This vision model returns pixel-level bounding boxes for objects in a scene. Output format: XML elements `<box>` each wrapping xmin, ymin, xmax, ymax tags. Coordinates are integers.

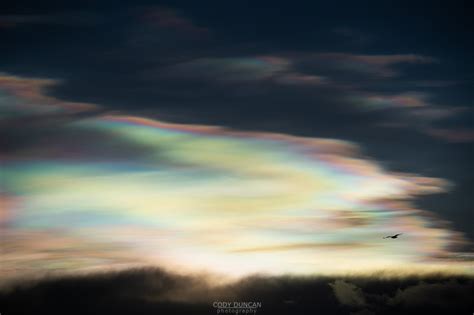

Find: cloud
<box><xmin>346</xmin><ymin>90</ymin><xmax>472</xmax><ymax>141</ymax></box>
<box><xmin>0</xmin><ymin>230</ymin><xmax>151</xmax><ymax>283</ymax></box>
<box><xmin>158</xmin><ymin>52</ymin><xmax>434</xmax><ymax>88</ymax></box>
<box><xmin>2</xmin><ymin>72</ymin><xmax>473</xmax><ymax>281</ymax></box>
<box><xmin>4</xmin><ymin>115</ymin><xmax>470</xmax><ymax>280</ymax></box>
<box><xmin>1</xmin><ymin>269</ymin><xmax>473</xmax><ymax>315</ymax></box>
<box><xmin>1</xmin><ymin>5</ymin><xmax>472</xmax><ymax>310</ymax></box>
<box><xmin>0</xmin><ymin>73</ymin><xmax>97</xmax><ymax>118</ymax></box>
<box><xmin>355</xmin><ymin>92</ymin><xmax>431</xmax><ymax>110</ymax></box>
<box><xmin>230</xmin><ymin>242</ymin><xmax>372</xmax><ymax>253</ymax></box>
<box><xmin>308</xmin><ymin>53</ymin><xmax>436</xmax><ymax>78</ymax></box>
<box><xmin>139</xmin><ymin>7</ymin><xmax>209</xmax><ymax>37</ymax></box>
<box><xmin>423</xmin><ymin>128</ymin><xmax>474</xmax><ymax>142</ymax></box>
<box><xmin>165</xmin><ymin>57</ymin><xmax>289</xmax><ymax>81</ymax></box>
<box><xmin>127</xmin><ymin>50</ymin><xmax>471</xmax><ymax>143</ymax></box>
<box><xmin>0</xmin><ymin>3</ymin><xmax>469</xmax><ymax>156</ymax></box>
<box><xmin>273</xmin><ymin>72</ymin><xmax>325</xmax><ymax>85</ymax></box>
<box><xmin>329</xmin><ymin>279</ymin><xmax>366</xmax><ymax>307</ymax></box>
<box><xmin>162</xmin><ymin>56</ymin><xmax>325</xmax><ymax>86</ymax></box>
<box><xmin>388</xmin><ymin>280</ymin><xmax>473</xmax><ymax>308</ymax></box>
<box><xmin>329</xmin><ymin>277</ymin><xmax>474</xmax><ymax>314</ymax></box>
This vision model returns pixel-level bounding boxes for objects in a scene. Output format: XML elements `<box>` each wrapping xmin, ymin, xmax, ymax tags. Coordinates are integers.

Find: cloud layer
<box><xmin>1</xmin><ymin>73</ymin><xmax>472</xmax><ymax>283</ymax></box>
<box><xmin>1</xmin><ymin>268</ymin><xmax>473</xmax><ymax>315</ymax></box>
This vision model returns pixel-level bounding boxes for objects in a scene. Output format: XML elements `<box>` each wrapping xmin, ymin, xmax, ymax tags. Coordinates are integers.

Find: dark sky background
<box><xmin>1</xmin><ymin>0</ymin><xmax>472</xmax><ymax>242</ymax></box>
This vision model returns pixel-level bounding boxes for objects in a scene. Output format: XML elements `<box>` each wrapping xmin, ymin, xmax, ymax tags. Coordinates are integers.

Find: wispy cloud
<box><xmin>162</xmin><ymin>56</ymin><xmax>325</xmax><ymax>86</ymax></box>
<box><xmin>229</xmin><ymin>242</ymin><xmax>373</xmax><ymax>253</ymax></box>
<box><xmin>140</xmin><ymin>7</ymin><xmax>209</xmax><ymax>37</ymax></box>
<box><xmin>349</xmin><ymin>90</ymin><xmax>473</xmax><ymax>141</ymax></box>
<box><xmin>356</xmin><ymin>92</ymin><xmax>431</xmax><ymax>109</ymax></box>
<box><xmin>310</xmin><ymin>53</ymin><xmax>436</xmax><ymax>77</ymax></box>
<box><xmin>0</xmin><ymin>73</ymin><xmax>97</xmax><ymax>117</ymax></box>
<box><xmin>423</xmin><ymin>128</ymin><xmax>474</xmax><ymax>142</ymax></box>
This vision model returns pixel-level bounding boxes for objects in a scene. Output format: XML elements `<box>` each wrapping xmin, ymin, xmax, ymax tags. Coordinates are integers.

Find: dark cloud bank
<box><xmin>1</xmin><ymin>268</ymin><xmax>473</xmax><ymax>315</ymax></box>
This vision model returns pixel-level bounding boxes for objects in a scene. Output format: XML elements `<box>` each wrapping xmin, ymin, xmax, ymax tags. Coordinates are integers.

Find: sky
<box><xmin>1</xmin><ymin>1</ymin><xmax>473</xmax><ymax>313</ymax></box>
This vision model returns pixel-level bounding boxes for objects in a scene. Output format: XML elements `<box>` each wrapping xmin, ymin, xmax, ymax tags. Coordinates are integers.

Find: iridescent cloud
<box><xmin>0</xmin><ymin>74</ymin><xmax>96</xmax><ymax>118</ymax></box>
<box><xmin>358</xmin><ymin>92</ymin><xmax>430</xmax><ymax>109</ymax></box>
<box><xmin>1</xmin><ymin>74</ymin><xmax>473</xmax><ymax>284</ymax></box>
<box><xmin>165</xmin><ymin>56</ymin><xmax>324</xmax><ymax>85</ymax></box>
<box><xmin>168</xmin><ymin>57</ymin><xmax>289</xmax><ymax>81</ymax></box>
<box><xmin>311</xmin><ymin>53</ymin><xmax>436</xmax><ymax>77</ymax></box>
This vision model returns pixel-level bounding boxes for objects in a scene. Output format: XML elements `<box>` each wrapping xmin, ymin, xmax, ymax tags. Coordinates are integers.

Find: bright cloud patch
<box><xmin>1</xmin><ymin>75</ymin><xmax>472</xmax><ymax>283</ymax></box>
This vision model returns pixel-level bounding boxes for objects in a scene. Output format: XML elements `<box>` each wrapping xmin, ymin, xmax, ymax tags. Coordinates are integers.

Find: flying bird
<box><xmin>383</xmin><ymin>233</ymin><xmax>402</xmax><ymax>239</ymax></box>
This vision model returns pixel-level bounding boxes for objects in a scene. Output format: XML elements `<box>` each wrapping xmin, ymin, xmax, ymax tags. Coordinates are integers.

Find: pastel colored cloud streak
<box><xmin>166</xmin><ymin>56</ymin><xmax>324</xmax><ymax>85</ymax></box>
<box><xmin>311</xmin><ymin>53</ymin><xmax>436</xmax><ymax>77</ymax></box>
<box><xmin>0</xmin><ymin>74</ymin><xmax>96</xmax><ymax>118</ymax></box>
<box><xmin>1</xmin><ymin>74</ymin><xmax>473</xmax><ymax>284</ymax></box>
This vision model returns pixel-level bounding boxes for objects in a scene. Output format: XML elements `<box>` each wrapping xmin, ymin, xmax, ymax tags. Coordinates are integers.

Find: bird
<box><xmin>383</xmin><ymin>233</ymin><xmax>402</xmax><ymax>239</ymax></box>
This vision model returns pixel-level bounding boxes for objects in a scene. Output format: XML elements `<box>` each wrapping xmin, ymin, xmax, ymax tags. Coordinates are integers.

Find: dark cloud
<box><xmin>329</xmin><ymin>279</ymin><xmax>366</xmax><ymax>307</ymax></box>
<box><xmin>0</xmin><ymin>12</ymin><xmax>101</xmax><ymax>28</ymax></box>
<box><xmin>1</xmin><ymin>268</ymin><xmax>473</xmax><ymax>315</ymax></box>
<box><xmin>388</xmin><ymin>280</ymin><xmax>473</xmax><ymax>308</ymax></box>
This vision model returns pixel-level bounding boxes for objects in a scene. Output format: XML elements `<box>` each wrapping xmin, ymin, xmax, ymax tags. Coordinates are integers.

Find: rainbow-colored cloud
<box><xmin>1</xmin><ymin>74</ymin><xmax>472</xmax><ymax>283</ymax></box>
